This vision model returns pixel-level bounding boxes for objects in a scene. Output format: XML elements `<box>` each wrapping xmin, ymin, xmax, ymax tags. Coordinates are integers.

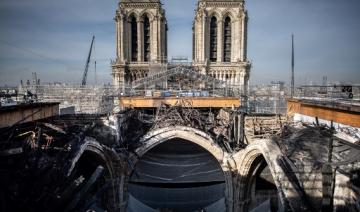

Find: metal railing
<box><xmin>131</xmin><ymin>66</ymin><xmax>226</xmax><ymax>89</ymax></box>
<box><xmin>295</xmin><ymin>85</ymin><xmax>360</xmax><ymax>106</ymax></box>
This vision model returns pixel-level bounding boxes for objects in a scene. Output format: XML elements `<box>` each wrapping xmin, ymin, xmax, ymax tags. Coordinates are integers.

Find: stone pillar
<box><xmin>231</xmin><ymin>20</ymin><xmax>236</xmax><ymax>62</ymax></box>
<box><xmin>217</xmin><ymin>19</ymin><xmax>223</xmax><ymax>63</ymax></box>
<box><xmin>193</xmin><ymin>19</ymin><xmax>199</xmax><ymax>62</ymax></box>
<box><xmin>202</xmin><ymin>15</ymin><xmax>206</xmax><ymax>62</ymax></box>
<box><xmin>119</xmin><ymin>17</ymin><xmax>125</xmax><ymax>61</ymax></box>
<box><xmin>126</xmin><ymin>20</ymin><xmax>131</xmax><ymax>61</ymax></box>
<box><xmin>161</xmin><ymin>19</ymin><xmax>165</xmax><ymax>62</ymax></box>
<box><xmin>116</xmin><ymin>18</ymin><xmax>120</xmax><ymax>59</ymax></box>
<box><xmin>137</xmin><ymin>20</ymin><xmax>143</xmax><ymax>62</ymax></box>
<box><xmin>240</xmin><ymin>14</ymin><xmax>245</xmax><ymax>61</ymax></box>
<box><xmin>232</xmin><ymin>72</ymin><xmax>236</xmax><ymax>86</ymax></box>
<box><xmin>235</xmin><ymin>73</ymin><xmax>239</xmax><ymax>86</ymax></box>
<box><xmin>157</xmin><ymin>17</ymin><xmax>161</xmax><ymax>62</ymax></box>
<box><xmin>151</xmin><ymin>18</ymin><xmax>158</xmax><ymax>62</ymax></box>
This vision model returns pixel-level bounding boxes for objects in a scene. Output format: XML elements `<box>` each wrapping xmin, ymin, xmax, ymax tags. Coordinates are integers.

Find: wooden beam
<box><xmin>287</xmin><ymin>99</ymin><xmax>360</xmax><ymax>128</ymax></box>
<box><xmin>0</xmin><ymin>103</ymin><xmax>59</xmax><ymax>129</ymax></box>
<box><xmin>118</xmin><ymin>97</ymin><xmax>240</xmax><ymax>108</ymax></box>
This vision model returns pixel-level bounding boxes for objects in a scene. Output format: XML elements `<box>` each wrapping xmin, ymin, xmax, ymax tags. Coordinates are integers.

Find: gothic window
<box><xmin>130</xmin><ymin>16</ymin><xmax>138</xmax><ymax>62</ymax></box>
<box><xmin>143</xmin><ymin>16</ymin><xmax>151</xmax><ymax>62</ymax></box>
<box><xmin>209</xmin><ymin>16</ymin><xmax>217</xmax><ymax>62</ymax></box>
<box><xmin>223</xmin><ymin>17</ymin><xmax>231</xmax><ymax>62</ymax></box>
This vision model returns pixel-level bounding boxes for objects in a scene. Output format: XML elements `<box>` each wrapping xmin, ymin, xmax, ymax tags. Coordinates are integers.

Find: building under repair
<box><xmin>0</xmin><ymin>98</ymin><xmax>359</xmax><ymax>212</ymax></box>
<box><xmin>1</xmin><ymin>0</ymin><xmax>360</xmax><ymax>211</ymax></box>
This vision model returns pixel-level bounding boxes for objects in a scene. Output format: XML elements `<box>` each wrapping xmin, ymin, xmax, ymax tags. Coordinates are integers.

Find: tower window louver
<box><xmin>131</xmin><ymin>16</ymin><xmax>138</xmax><ymax>62</ymax></box>
<box><xmin>143</xmin><ymin>16</ymin><xmax>151</xmax><ymax>62</ymax></box>
<box><xmin>223</xmin><ymin>17</ymin><xmax>231</xmax><ymax>62</ymax></box>
<box><xmin>210</xmin><ymin>16</ymin><xmax>217</xmax><ymax>62</ymax></box>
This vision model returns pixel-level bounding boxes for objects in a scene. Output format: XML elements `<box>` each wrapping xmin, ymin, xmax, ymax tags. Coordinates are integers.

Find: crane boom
<box><xmin>81</xmin><ymin>35</ymin><xmax>95</xmax><ymax>86</ymax></box>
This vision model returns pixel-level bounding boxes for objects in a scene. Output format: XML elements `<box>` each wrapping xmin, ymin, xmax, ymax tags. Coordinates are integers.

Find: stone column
<box><xmin>151</xmin><ymin>17</ymin><xmax>158</xmax><ymax>62</ymax></box>
<box><xmin>239</xmin><ymin>72</ymin><xmax>245</xmax><ymax>93</ymax></box>
<box><xmin>126</xmin><ymin>20</ymin><xmax>131</xmax><ymax>61</ymax></box>
<box><xmin>119</xmin><ymin>16</ymin><xmax>125</xmax><ymax>61</ymax></box>
<box><xmin>240</xmin><ymin>13</ymin><xmax>245</xmax><ymax>61</ymax></box>
<box><xmin>231</xmin><ymin>21</ymin><xmax>236</xmax><ymax>62</ymax></box>
<box><xmin>137</xmin><ymin>20</ymin><xmax>143</xmax><ymax>62</ymax></box>
<box><xmin>232</xmin><ymin>71</ymin><xmax>236</xmax><ymax>85</ymax></box>
<box><xmin>116</xmin><ymin>17</ymin><xmax>120</xmax><ymax>59</ymax></box>
<box><xmin>201</xmin><ymin>15</ymin><xmax>206</xmax><ymax>62</ymax></box>
<box><xmin>194</xmin><ymin>21</ymin><xmax>198</xmax><ymax>62</ymax></box>
<box><xmin>217</xmin><ymin>19</ymin><xmax>223</xmax><ymax>62</ymax></box>
<box><xmin>156</xmin><ymin>17</ymin><xmax>162</xmax><ymax>61</ymax></box>
<box><xmin>235</xmin><ymin>73</ymin><xmax>239</xmax><ymax>86</ymax></box>
<box><xmin>161</xmin><ymin>19</ymin><xmax>165</xmax><ymax>62</ymax></box>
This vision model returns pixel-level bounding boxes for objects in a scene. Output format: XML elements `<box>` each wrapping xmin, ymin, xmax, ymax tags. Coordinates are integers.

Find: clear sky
<box><xmin>0</xmin><ymin>0</ymin><xmax>359</xmax><ymax>86</ymax></box>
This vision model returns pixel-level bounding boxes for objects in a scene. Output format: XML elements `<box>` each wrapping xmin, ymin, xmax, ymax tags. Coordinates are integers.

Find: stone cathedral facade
<box><xmin>112</xmin><ymin>0</ymin><xmax>250</xmax><ymax>94</ymax></box>
<box><xmin>193</xmin><ymin>0</ymin><xmax>251</xmax><ymax>93</ymax></box>
<box><xmin>112</xmin><ymin>0</ymin><xmax>168</xmax><ymax>90</ymax></box>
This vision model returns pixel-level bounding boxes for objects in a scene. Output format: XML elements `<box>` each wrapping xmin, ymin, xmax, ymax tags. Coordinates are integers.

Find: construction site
<box><xmin>1</xmin><ymin>0</ymin><xmax>360</xmax><ymax>212</ymax></box>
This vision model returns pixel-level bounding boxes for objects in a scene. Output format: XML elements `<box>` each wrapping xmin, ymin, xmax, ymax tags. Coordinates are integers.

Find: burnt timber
<box><xmin>0</xmin><ymin>101</ymin><xmax>359</xmax><ymax>212</ymax></box>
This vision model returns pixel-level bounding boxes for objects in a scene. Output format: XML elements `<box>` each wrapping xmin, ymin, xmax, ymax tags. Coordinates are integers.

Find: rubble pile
<box><xmin>244</xmin><ymin>114</ymin><xmax>287</xmax><ymax>141</ymax></box>
<box><xmin>274</xmin><ymin>123</ymin><xmax>360</xmax><ymax>211</ymax></box>
<box><xmin>120</xmin><ymin>102</ymin><xmax>244</xmax><ymax>152</ymax></box>
<box><xmin>0</xmin><ymin>117</ymin><xmax>121</xmax><ymax>212</ymax></box>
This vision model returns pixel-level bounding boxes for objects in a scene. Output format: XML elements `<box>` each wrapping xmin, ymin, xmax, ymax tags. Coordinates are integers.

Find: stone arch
<box><xmin>234</xmin><ymin>141</ymin><xmax>283</xmax><ymax>212</ymax></box>
<box><xmin>129</xmin><ymin>126</ymin><xmax>235</xmax><ymax>211</ymax></box>
<box><xmin>126</xmin><ymin>11</ymin><xmax>138</xmax><ymax>22</ymax></box>
<box><xmin>132</xmin><ymin>126</ymin><xmax>228</xmax><ymax>164</ymax></box>
<box><xmin>65</xmin><ymin>138</ymin><xmax>126</xmax><ymax>211</ymax></box>
<box><xmin>138</xmin><ymin>10</ymin><xmax>155</xmax><ymax>22</ymax></box>
<box><xmin>222</xmin><ymin>10</ymin><xmax>236</xmax><ymax>22</ymax></box>
<box><xmin>208</xmin><ymin>10</ymin><xmax>222</xmax><ymax>21</ymax></box>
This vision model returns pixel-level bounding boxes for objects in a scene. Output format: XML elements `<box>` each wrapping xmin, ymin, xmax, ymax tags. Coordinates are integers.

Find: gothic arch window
<box><xmin>209</xmin><ymin>16</ymin><xmax>218</xmax><ymax>62</ymax></box>
<box><xmin>130</xmin><ymin>16</ymin><xmax>138</xmax><ymax>62</ymax></box>
<box><xmin>223</xmin><ymin>16</ymin><xmax>231</xmax><ymax>62</ymax></box>
<box><xmin>143</xmin><ymin>16</ymin><xmax>151</xmax><ymax>62</ymax></box>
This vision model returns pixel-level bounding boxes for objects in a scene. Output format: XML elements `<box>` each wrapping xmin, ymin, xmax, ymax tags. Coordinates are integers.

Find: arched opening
<box><xmin>223</xmin><ymin>17</ymin><xmax>231</xmax><ymax>62</ymax></box>
<box><xmin>143</xmin><ymin>16</ymin><xmax>151</xmax><ymax>62</ymax></box>
<box><xmin>128</xmin><ymin>138</ymin><xmax>226</xmax><ymax>212</ymax></box>
<box><xmin>60</xmin><ymin>148</ymin><xmax>119</xmax><ymax>212</ymax></box>
<box><xmin>246</xmin><ymin>155</ymin><xmax>278</xmax><ymax>212</ymax></box>
<box><xmin>209</xmin><ymin>16</ymin><xmax>218</xmax><ymax>62</ymax></box>
<box><xmin>130</xmin><ymin>16</ymin><xmax>138</xmax><ymax>62</ymax></box>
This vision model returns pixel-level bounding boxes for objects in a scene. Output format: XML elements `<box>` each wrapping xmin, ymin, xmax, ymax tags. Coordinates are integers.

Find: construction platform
<box><xmin>118</xmin><ymin>97</ymin><xmax>240</xmax><ymax>109</ymax></box>
<box><xmin>0</xmin><ymin>103</ymin><xmax>59</xmax><ymax>129</ymax></box>
<box><xmin>287</xmin><ymin>98</ymin><xmax>360</xmax><ymax>128</ymax></box>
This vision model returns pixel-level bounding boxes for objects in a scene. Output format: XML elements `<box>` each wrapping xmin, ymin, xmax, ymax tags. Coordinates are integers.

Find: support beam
<box><xmin>119</xmin><ymin>97</ymin><xmax>240</xmax><ymax>109</ymax></box>
<box><xmin>287</xmin><ymin>99</ymin><xmax>360</xmax><ymax>128</ymax></box>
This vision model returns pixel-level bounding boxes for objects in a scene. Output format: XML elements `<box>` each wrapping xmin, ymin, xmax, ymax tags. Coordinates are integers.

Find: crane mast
<box><xmin>81</xmin><ymin>35</ymin><xmax>95</xmax><ymax>86</ymax></box>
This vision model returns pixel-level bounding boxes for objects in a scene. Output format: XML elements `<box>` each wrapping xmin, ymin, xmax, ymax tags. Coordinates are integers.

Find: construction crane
<box><xmin>81</xmin><ymin>35</ymin><xmax>95</xmax><ymax>86</ymax></box>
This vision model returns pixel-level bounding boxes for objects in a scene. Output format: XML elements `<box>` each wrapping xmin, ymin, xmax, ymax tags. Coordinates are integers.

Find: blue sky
<box><xmin>0</xmin><ymin>0</ymin><xmax>359</xmax><ymax>86</ymax></box>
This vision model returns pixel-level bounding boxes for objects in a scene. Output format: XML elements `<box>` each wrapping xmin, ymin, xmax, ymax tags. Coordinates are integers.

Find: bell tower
<box><xmin>112</xmin><ymin>0</ymin><xmax>168</xmax><ymax>90</ymax></box>
<box><xmin>192</xmin><ymin>0</ymin><xmax>251</xmax><ymax>94</ymax></box>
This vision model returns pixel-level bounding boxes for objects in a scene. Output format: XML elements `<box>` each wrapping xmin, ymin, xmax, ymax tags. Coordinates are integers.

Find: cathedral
<box><xmin>112</xmin><ymin>0</ymin><xmax>168</xmax><ymax>91</ymax></box>
<box><xmin>112</xmin><ymin>0</ymin><xmax>251</xmax><ymax>94</ymax></box>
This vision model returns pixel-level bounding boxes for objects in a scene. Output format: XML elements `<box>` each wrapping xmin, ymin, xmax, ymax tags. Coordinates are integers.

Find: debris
<box><xmin>42</xmin><ymin>123</ymin><xmax>67</xmax><ymax>134</ymax></box>
<box><xmin>0</xmin><ymin>147</ymin><xmax>23</xmax><ymax>156</ymax></box>
<box><xmin>64</xmin><ymin>166</ymin><xmax>105</xmax><ymax>212</ymax></box>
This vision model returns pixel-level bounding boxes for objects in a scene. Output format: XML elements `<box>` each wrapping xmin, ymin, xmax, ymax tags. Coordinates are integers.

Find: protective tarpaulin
<box><xmin>128</xmin><ymin>183</ymin><xmax>225</xmax><ymax>211</ymax></box>
<box><xmin>127</xmin><ymin>194</ymin><xmax>158</xmax><ymax>212</ymax></box>
<box><xmin>130</xmin><ymin>139</ymin><xmax>224</xmax><ymax>183</ymax></box>
<box><xmin>205</xmin><ymin>198</ymin><xmax>226</xmax><ymax>212</ymax></box>
<box><xmin>128</xmin><ymin>139</ymin><xmax>226</xmax><ymax>211</ymax></box>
